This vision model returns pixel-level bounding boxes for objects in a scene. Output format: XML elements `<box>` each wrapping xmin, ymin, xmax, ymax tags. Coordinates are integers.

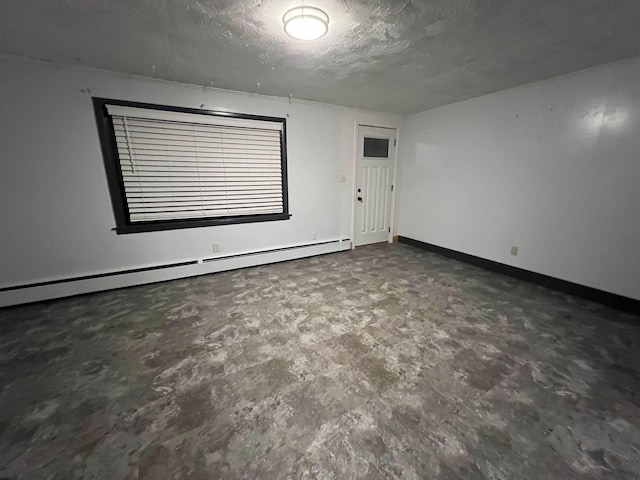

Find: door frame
<box><xmin>351</xmin><ymin>123</ymin><xmax>399</xmax><ymax>248</ymax></box>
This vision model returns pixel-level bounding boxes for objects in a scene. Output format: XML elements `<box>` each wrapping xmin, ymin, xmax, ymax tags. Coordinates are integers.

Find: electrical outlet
<box><xmin>510</xmin><ymin>245</ymin><xmax>519</xmax><ymax>256</ymax></box>
<box><xmin>312</xmin><ymin>232</ymin><xmax>317</xmax><ymax>240</ymax></box>
<box><xmin>213</xmin><ymin>243</ymin><xmax>220</xmax><ymax>253</ymax></box>
<box><xmin>339</xmin><ymin>174</ymin><xmax>346</xmax><ymax>183</ymax></box>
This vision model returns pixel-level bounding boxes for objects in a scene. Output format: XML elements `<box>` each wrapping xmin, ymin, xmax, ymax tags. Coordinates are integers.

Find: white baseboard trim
<box><xmin>0</xmin><ymin>239</ymin><xmax>350</xmax><ymax>308</ymax></box>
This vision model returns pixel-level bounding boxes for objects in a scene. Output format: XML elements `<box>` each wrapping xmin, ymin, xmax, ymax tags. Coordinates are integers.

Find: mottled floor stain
<box><xmin>1</xmin><ymin>243</ymin><xmax>640</xmax><ymax>479</ymax></box>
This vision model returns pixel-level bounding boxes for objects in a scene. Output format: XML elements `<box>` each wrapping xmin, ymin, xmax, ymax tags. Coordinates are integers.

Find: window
<box><xmin>363</xmin><ymin>137</ymin><xmax>390</xmax><ymax>158</ymax></box>
<box><xmin>93</xmin><ymin>98</ymin><xmax>290</xmax><ymax>234</ymax></box>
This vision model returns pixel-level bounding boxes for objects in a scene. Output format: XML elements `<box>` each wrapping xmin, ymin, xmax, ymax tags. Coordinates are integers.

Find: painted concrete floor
<box><xmin>1</xmin><ymin>243</ymin><xmax>639</xmax><ymax>479</ymax></box>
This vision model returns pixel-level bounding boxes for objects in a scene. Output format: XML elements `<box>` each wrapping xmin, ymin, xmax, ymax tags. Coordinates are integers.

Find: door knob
<box><xmin>357</xmin><ymin>196</ymin><xmax>363</xmax><ymax>202</ymax></box>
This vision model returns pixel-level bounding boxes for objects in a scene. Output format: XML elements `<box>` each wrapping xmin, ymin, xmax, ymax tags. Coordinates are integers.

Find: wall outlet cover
<box><xmin>510</xmin><ymin>245</ymin><xmax>519</xmax><ymax>256</ymax></box>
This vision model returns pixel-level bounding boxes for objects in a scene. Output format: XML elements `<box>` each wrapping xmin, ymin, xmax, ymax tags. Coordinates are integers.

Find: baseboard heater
<box><xmin>0</xmin><ymin>239</ymin><xmax>351</xmax><ymax>308</ymax></box>
<box><xmin>398</xmin><ymin>236</ymin><xmax>640</xmax><ymax>315</ymax></box>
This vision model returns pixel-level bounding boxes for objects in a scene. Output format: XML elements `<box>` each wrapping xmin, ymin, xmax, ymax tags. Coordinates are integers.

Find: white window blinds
<box><xmin>105</xmin><ymin>105</ymin><xmax>285</xmax><ymax>223</ymax></box>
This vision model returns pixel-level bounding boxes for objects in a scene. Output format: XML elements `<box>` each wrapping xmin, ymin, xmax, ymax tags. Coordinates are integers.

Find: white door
<box><xmin>354</xmin><ymin>126</ymin><xmax>396</xmax><ymax>246</ymax></box>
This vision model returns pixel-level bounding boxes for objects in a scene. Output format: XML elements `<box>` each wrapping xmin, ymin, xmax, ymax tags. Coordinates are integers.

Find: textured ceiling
<box><xmin>1</xmin><ymin>0</ymin><xmax>640</xmax><ymax>114</ymax></box>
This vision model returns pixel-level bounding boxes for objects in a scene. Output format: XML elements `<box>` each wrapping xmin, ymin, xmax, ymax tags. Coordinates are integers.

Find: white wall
<box><xmin>398</xmin><ymin>56</ymin><xmax>640</xmax><ymax>300</ymax></box>
<box><xmin>0</xmin><ymin>56</ymin><xmax>401</xmax><ymax>305</ymax></box>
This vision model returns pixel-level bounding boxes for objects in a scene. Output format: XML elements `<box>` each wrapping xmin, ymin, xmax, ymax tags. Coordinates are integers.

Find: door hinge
<box><xmin>394</xmin><ymin>139</ymin><xmax>397</xmax><ymax>146</ymax></box>
<box><xmin>388</xmin><ymin>227</ymin><xmax>391</xmax><ymax>233</ymax></box>
<box><xmin>391</xmin><ymin>184</ymin><xmax>394</xmax><ymax>191</ymax></box>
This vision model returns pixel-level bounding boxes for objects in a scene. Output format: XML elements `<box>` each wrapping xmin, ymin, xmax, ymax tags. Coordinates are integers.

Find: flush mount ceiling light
<box><xmin>283</xmin><ymin>6</ymin><xmax>329</xmax><ymax>41</ymax></box>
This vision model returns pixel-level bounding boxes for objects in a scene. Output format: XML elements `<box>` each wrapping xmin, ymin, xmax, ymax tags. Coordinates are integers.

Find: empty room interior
<box><xmin>2</xmin><ymin>1</ymin><xmax>640</xmax><ymax>478</ymax></box>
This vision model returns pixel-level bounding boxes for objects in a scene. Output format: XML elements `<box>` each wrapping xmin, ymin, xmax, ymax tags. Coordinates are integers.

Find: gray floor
<box><xmin>1</xmin><ymin>243</ymin><xmax>639</xmax><ymax>479</ymax></box>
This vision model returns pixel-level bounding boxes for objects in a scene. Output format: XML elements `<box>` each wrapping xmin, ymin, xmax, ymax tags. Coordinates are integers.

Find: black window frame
<box><xmin>93</xmin><ymin>97</ymin><xmax>291</xmax><ymax>234</ymax></box>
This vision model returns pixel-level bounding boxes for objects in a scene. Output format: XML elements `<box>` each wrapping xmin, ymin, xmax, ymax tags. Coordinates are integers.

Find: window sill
<box><xmin>113</xmin><ymin>213</ymin><xmax>292</xmax><ymax>234</ymax></box>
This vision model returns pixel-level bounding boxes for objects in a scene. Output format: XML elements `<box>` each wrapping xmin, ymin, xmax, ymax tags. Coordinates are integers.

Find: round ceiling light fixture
<box><xmin>283</xmin><ymin>6</ymin><xmax>329</xmax><ymax>41</ymax></box>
